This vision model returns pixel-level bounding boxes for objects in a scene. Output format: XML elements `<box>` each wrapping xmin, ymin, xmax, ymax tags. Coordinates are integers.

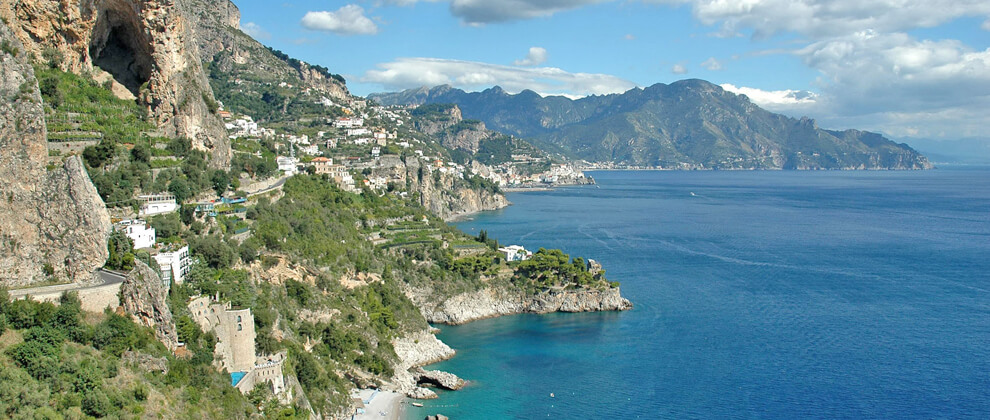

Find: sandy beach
<box><xmin>351</xmin><ymin>390</ymin><xmax>406</xmax><ymax>420</ymax></box>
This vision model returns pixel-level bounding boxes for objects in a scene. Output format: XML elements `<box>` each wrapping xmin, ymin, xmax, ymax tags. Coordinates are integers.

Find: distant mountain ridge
<box><xmin>370</xmin><ymin>81</ymin><xmax>933</xmax><ymax>170</ymax></box>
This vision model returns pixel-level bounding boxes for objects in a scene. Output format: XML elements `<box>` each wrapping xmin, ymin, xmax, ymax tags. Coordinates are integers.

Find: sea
<box><xmin>406</xmin><ymin>167</ymin><xmax>990</xmax><ymax>419</ymax></box>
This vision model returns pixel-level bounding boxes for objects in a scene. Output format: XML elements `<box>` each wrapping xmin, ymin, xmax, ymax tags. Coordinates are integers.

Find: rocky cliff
<box><xmin>388</xmin><ymin>329</ymin><xmax>457</xmax><ymax>398</ymax></box>
<box><xmin>413</xmin><ymin>104</ymin><xmax>490</xmax><ymax>153</ymax></box>
<box><xmin>0</xmin><ymin>0</ymin><xmax>231</xmax><ymax>167</ymax></box>
<box><xmin>403</xmin><ymin>156</ymin><xmax>509</xmax><ymax>221</ymax></box>
<box><xmin>119</xmin><ymin>261</ymin><xmax>179</xmax><ymax>350</ymax></box>
<box><xmin>182</xmin><ymin>0</ymin><xmax>349</xmax><ymax>106</ymax></box>
<box><xmin>0</xmin><ymin>22</ymin><xmax>111</xmax><ymax>287</ymax></box>
<box><xmin>418</xmin><ymin>286</ymin><xmax>632</xmax><ymax>325</ymax></box>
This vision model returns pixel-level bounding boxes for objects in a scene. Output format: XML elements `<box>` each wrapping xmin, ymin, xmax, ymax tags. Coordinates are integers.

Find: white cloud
<box><xmin>982</xmin><ymin>18</ymin><xmax>990</xmax><ymax>31</ymax></box>
<box><xmin>391</xmin><ymin>0</ymin><xmax>606</xmax><ymax>23</ymax></box>
<box><xmin>720</xmin><ymin>83</ymin><xmax>818</xmax><ymax>109</ymax></box>
<box><xmin>241</xmin><ymin>22</ymin><xmax>271</xmax><ymax>40</ymax></box>
<box><xmin>797</xmin><ymin>32</ymin><xmax>990</xmax><ymax>114</ymax></box>
<box><xmin>513</xmin><ymin>47</ymin><xmax>548</xmax><ymax>66</ymax></box>
<box><xmin>624</xmin><ymin>33</ymin><xmax>636</xmax><ymax>40</ymax></box>
<box><xmin>301</xmin><ymin>5</ymin><xmax>379</xmax><ymax>35</ymax></box>
<box><xmin>671</xmin><ymin>64</ymin><xmax>688</xmax><ymax>74</ymax></box>
<box><xmin>649</xmin><ymin>0</ymin><xmax>990</xmax><ymax>39</ymax></box>
<box><xmin>700</xmin><ymin>57</ymin><xmax>723</xmax><ymax>70</ymax></box>
<box><xmin>362</xmin><ymin>57</ymin><xmax>636</xmax><ymax>97</ymax></box>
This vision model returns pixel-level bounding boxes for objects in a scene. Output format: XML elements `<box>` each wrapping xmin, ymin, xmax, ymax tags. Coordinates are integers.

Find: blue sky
<box><xmin>231</xmin><ymin>0</ymin><xmax>990</xmax><ymax>141</ymax></box>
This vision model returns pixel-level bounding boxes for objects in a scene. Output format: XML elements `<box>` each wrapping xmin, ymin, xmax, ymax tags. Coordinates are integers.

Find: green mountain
<box><xmin>370</xmin><ymin>80</ymin><xmax>933</xmax><ymax>170</ymax></box>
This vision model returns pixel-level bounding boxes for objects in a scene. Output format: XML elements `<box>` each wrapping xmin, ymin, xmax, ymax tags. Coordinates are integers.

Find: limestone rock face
<box><xmin>414</xmin><ymin>105</ymin><xmax>490</xmax><ymax>153</ymax></box>
<box><xmin>119</xmin><ymin>261</ymin><xmax>179</xmax><ymax>350</ymax></box>
<box><xmin>0</xmin><ymin>22</ymin><xmax>111</xmax><ymax>287</ymax></box>
<box><xmin>182</xmin><ymin>0</ymin><xmax>349</xmax><ymax>101</ymax></box>
<box><xmin>412</xmin><ymin>368</ymin><xmax>465</xmax><ymax>391</ymax></box>
<box><xmin>387</xmin><ymin>329</ymin><xmax>456</xmax><ymax>394</ymax></box>
<box><xmin>0</xmin><ymin>0</ymin><xmax>231</xmax><ymax>167</ymax></box>
<box><xmin>406</xmin><ymin>387</ymin><xmax>438</xmax><ymax>400</ymax></box>
<box><xmin>419</xmin><ymin>287</ymin><xmax>633</xmax><ymax>325</ymax></box>
<box><xmin>404</xmin><ymin>157</ymin><xmax>509</xmax><ymax>221</ymax></box>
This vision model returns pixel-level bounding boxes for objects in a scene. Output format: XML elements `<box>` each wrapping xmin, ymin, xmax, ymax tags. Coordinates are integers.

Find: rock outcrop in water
<box><xmin>0</xmin><ymin>0</ymin><xmax>231</xmax><ymax>167</ymax></box>
<box><xmin>420</xmin><ymin>286</ymin><xmax>632</xmax><ymax>325</ymax></box>
<box><xmin>0</xmin><ymin>21</ymin><xmax>111</xmax><ymax>287</ymax></box>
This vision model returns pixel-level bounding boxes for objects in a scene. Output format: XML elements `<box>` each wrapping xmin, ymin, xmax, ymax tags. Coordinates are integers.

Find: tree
<box><xmin>168</xmin><ymin>178</ymin><xmax>191</xmax><ymax>203</ymax></box>
<box><xmin>211</xmin><ymin>170</ymin><xmax>231</xmax><ymax>196</ymax></box>
<box><xmin>106</xmin><ymin>230</ymin><xmax>135</xmax><ymax>271</ymax></box>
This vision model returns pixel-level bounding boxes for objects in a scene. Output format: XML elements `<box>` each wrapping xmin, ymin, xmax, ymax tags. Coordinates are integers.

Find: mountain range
<box><xmin>370</xmin><ymin>81</ymin><xmax>933</xmax><ymax>170</ymax></box>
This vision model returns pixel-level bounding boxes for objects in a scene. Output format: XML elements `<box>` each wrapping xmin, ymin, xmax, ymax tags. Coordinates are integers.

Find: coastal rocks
<box><xmin>0</xmin><ymin>21</ymin><xmax>111</xmax><ymax>287</ymax></box>
<box><xmin>0</xmin><ymin>0</ymin><xmax>231</xmax><ymax>167</ymax></box>
<box><xmin>421</xmin><ymin>286</ymin><xmax>632</xmax><ymax>325</ymax></box>
<box><xmin>388</xmin><ymin>329</ymin><xmax>458</xmax><ymax>396</ymax></box>
<box><xmin>413</xmin><ymin>368</ymin><xmax>465</xmax><ymax>391</ymax></box>
<box><xmin>407</xmin><ymin>387</ymin><xmax>438</xmax><ymax>400</ymax></box>
<box><xmin>119</xmin><ymin>261</ymin><xmax>179</xmax><ymax>350</ymax></box>
<box><xmin>425</xmin><ymin>415</ymin><xmax>449</xmax><ymax>420</ymax></box>
<box><xmin>392</xmin><ymin>330</ymin><xmax>456</xmax><ymax>368</ymax></box>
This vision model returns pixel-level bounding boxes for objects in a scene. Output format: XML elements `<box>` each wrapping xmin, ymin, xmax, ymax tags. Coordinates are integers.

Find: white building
<box><xmin>277</xmin><ymin>156</ymin><xmax>299</xmax><ymax>174</ymax></box>
<box><xmin>499</xmin><ymin>245</ymin><xmax>533</xmax><ymax>262</ymax></box>
<box><xmin>153</xmin><ymin>245</ymin><xmax>191</xmax><ymax>289</ymax></box>
<box><xmin>347</xmin><ymin>128</ymin><xmax>371</xmax><ymax>137</ymax></box>
<box><xmin>139</xmin><ymin>193</ymin><xmax>178</xmax><ymax>216</ymax></box>
<box><xmin>115</xmin><ymin>219</ymin><xmax>155</xmax><ymax>249</ymax></box>
<box><xmin>299</xmin><ymin>144</ymin><xmax>320</xmax><ymax>156</ymax></box>
<box><xmin>333</xmin><ymin>117</ymin><xmax>364</xmax><ymax>128</ymax></box>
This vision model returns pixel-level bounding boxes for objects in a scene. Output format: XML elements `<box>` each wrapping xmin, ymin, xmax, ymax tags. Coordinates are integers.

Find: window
<box><xmin>237</xmin><ymin>315</ymin><xmax>242</xmax><ymax>322</ymax></box>
<box><xmin>238</xmin><ymin>323</ymin><xmax>242</xmax><ymax>331</ymax></box>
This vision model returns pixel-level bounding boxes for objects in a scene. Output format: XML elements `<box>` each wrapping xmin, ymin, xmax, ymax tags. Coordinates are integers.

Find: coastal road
<box><xmin>8</xmin><ymin>268</ymin><xmax>127</xmax><ymax>300</ymax></box>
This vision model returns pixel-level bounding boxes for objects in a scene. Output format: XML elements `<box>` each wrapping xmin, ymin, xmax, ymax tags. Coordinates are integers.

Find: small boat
<box><xmin>550</xmin><ymin>393</ymin><xmax>555</xmax><ymax>398</ymax></box>
<box><xmin>411</xmin><ymin>402</ymin><xmax>424</xmax><ymax>408</ymax></box>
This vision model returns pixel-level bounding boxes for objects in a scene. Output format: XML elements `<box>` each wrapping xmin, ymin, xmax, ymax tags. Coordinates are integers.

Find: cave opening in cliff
<box><xmin>89</xmin><ymin>14</ymin><xmax>153</xmax><ymax>97</ymax></box>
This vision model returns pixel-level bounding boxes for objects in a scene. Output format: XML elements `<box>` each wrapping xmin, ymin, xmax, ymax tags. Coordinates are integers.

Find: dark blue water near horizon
<box><xmin>407</xmin><ymin>167</ymin><xmax>990</xmax><ymax>419</ymax></box>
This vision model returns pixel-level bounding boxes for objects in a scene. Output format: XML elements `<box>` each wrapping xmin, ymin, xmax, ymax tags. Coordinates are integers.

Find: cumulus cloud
<box><xmin>671</xmin><ymin>64</ymin><xmax>688</xmax><ymax>74</ymax></box>
<box><xmin>513</xmin><ymin>47</ymin><xmax>548</xmax><ymax>66</ymax></box>
<box><xmin>301</xmin><ymin>5</ymin><xmax>379</xmax><ymax>35</ymax></box>
<box><xmin>798</xmin><ymin>32</ymin><xmax>990</xmax><ymax>113</ymax></box>
<box><xmin>241</xmin><ymin>22</ymin><xmax>271</xmax><ymax>40</ymax></box>
<box><xmin>362</xmin><ymin>57</ymin><xmax>636</xmax><ymax>96</ymax></box>
<box><xmin>624</xmin><ymin>33</ymin><xmax>636</xmax><ymax>40</ymax></box>
<box><xmin>700</xmin><ymin>57</ymin><xmax>723</xmax><ymax>70</ymax></box>
<box><xmin>983</xmin><ymin>18</ymin><xmax>990</xmax><ymax>31</ymax></box>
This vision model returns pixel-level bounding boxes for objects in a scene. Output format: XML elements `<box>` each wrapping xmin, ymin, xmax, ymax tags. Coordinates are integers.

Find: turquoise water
<box><xmin>407</xmin><ymin>168</ymin><xmax>990</xmax><ymax>419</ymax></box>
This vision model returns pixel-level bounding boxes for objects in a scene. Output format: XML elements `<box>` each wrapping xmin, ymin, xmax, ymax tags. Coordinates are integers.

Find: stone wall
<box><xmin>9</xmin><ymin>281</ymin><xmax>121</xmax><ymax>313</ymax></box>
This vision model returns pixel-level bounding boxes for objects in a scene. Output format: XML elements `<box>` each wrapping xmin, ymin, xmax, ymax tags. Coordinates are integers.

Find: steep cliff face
<box><xmin>404</xmin><ymin>157</ymin><xmax>509</xmax><ymax>221</ymax></box>
<box><xmin>417</xmin><ymin>286</ymin><xmax>632</xmax><ymax>325</ymax></box>
<box><xmin>0</xmin><ymin>0</ymin><xmax>231</xmax><ymax>167</ymax></box>
<box><xmin>120</xmin><ymin>261</ymin><xmax>179</xmax><ymax>350</ymax></box>
<box><xmin>182</xmin><ymin>0</ymin><xmax>349</xmax><ymax>103</ymax></box>
<box><xmin>414</xmin><ymin>104</ymin><xmax>490</xmax><ymax>153</ymax></box>
<box><xmin>0</xmin><ymin>22</ymin><xmax>111</xmax><ymax>287</ymax></box>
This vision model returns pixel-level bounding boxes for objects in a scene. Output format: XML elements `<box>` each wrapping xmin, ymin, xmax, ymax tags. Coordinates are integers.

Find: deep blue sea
<box><xmin>407</xmin><ymin>167</ymin><xmax>990</xmax><ymax>419</ymax></box>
